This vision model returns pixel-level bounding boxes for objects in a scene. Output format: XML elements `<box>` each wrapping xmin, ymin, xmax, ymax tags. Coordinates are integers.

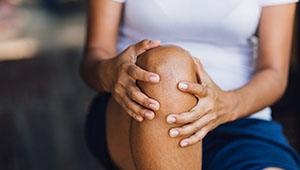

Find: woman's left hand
<box><xmin>166</xmin><ymin>57</ymin><xmax>239</xmax><ymax>147</ymax></box>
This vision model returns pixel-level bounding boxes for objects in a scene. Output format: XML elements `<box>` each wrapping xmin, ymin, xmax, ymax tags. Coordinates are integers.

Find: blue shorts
<box><xmin>85</xmin><ymin>94</ymin><xmax>300</xmax><ymax>170</ymax></box>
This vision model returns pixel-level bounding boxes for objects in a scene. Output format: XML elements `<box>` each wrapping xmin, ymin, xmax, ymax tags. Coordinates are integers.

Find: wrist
<box><xmin>225</xmin><ymin>90</ymin><xmax>243</xmax><ymax>121</ymax></box>
<box><xmin>97</xmin><ymin>58</ymin><xmax>115</xmax><ymax>93</ymax></box>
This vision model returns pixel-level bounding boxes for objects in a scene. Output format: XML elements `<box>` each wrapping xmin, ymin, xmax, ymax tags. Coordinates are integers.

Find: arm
<box><xmin>81</xmin><ymin>0</ymin><xmax>123</xmax><ymax>92</ymax></box>
<box><xmin>164</xmin><ymin>4</ymin><xmax>297</xmax><ymax>147</ymax></box>
<box><xmin>81</xmin><ymin>0</ymin><xmax>161</xmax><ymax>121</ymax></box>
<box><xmin>231</xmin><ymin>3</ymin><xmax>296</xmax><ymax>119</ymax></box>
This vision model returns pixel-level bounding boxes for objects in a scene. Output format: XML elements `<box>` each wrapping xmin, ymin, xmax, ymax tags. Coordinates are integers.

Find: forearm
<box><xmin>80</xmin><ymin>47</ymin><xmax>115</xmax><ymax>93</ymax></box>
<box><xmin>230</xmin><ymin>67</ymin><xmax>287</xmax><ymax>120</ymax></box>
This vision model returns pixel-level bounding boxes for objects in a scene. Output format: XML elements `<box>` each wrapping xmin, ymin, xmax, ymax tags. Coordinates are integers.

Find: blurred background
<box><xmin>0</xmin><ymin>1</ymin><xmax>299</xmax><ymax>170</ymax></box>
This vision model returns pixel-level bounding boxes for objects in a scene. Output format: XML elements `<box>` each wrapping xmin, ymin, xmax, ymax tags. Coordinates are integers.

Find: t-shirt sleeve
<box><xmin>260</xmin><ymin>0</ymin><xmax>298</xmax><ymax>6</ymax></box>
<box><xmin>112</xmin><ymin>0</ymin><xmax>126</xmax><ymax>3</ymax></box>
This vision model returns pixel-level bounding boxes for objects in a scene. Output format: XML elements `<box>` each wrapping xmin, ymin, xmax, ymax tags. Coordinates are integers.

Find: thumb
<box><xmin>192</xmin><ymin>57</ymin><xmax>211</xmax><ymax>85</ymax></box>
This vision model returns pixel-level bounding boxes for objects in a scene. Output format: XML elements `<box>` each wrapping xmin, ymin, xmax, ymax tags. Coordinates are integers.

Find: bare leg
<box><xmin>130</xmin><ymin>45</ymin><xmax>202</xmax><ymax>170</ymax></box>
<box><xmin>106</xmin><ymin>45</ymin><xmax>202</xmax><ymax>170</ymax></box>
<box><xmin>106</xmin><ymin>97</ymin><xmax>135</xmax><ymax>170</ymax></box>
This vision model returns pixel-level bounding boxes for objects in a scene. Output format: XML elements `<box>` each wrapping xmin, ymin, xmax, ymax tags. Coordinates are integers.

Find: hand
<box><xmin>166</xmin><ymin>57</ymin><xmax>239</xmax><ymax>147</ymax></box>
<box><xmin>109</xmin><ymin>39</ymin><xmax>161</xmax><ymax>122</ymax></box>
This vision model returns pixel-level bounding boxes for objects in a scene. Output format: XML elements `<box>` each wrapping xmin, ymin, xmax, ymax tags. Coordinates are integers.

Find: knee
<box><xmin>130</xmin><ymin>45</ymin><xmax>202</xmax><ymax>169</ymax></box>
<box><xmin>136</xmin><ymin>45</ymin><xmax>196</xmax><ymax>78</ymax></box>
<box><xmin>136</xmin><ymin>45</ymin><xmax>198</xmax><ymax>115</ymax></box>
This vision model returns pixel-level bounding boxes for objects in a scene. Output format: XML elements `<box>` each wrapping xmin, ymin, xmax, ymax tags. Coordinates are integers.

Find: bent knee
<box><xmin>136</xmin><ymin>45</ymin><xmax>198</xmax><ymax>115</ymax></box>
<box><xmin>136</xmin><ymin>45</ymin><xmax>196</xmax><ymax>77</ymax></box>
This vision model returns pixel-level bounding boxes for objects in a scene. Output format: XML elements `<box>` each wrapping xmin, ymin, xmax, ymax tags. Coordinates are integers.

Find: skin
<box><xmin>130</xmin><ymin>46</ymin><xmax>201</xmax><ymax>169</ymax></box>
<box><xmin>165</xmin><ymin>4</ymin><xmax>296</xmax><ymax>148</ymax></box>
<box><xmin>106</xmin><ymin>45</ymin><xmax>202</xmax><ymax>170</ymax></box>
<box><xmin>81</xmin><ymin>0</ymin><xmax>296</xmax><ymax>169</ymax></box>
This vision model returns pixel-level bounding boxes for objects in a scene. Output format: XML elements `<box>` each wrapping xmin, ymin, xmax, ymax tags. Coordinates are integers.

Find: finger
<box><xmin>127</xmin><ymin>84</ymin><xmax>160</xmax><ymax>111</ymax></box>
<box><xmin>134</xmin><ymin>39</ymin><xmax>161</xmax><ymax>56</ymax></box>
<box><xmin>178</xmin><ymin>81</ymin><xmax>207</xmax><ymax>97</ymax></box>
<box><xmin>192</xmin><ymin>57</ymin><xmax>212</xmax><ymax>84</ymax></box>
<box><xmin>179</xmin><ymin>129</ymin><xmax>207</xmax><ymax>147</ymax></box>
<box><xmin>169</xmin><ymin>113</ymin><xmax>217</xmax><ymax>138</ymax></box>
<box><xmin>123</xmin><ymin>94</ymin><xmax>155</xmax><ymax>120</ymax></box>
<box><xmin>166</xmin><ymin>98</ymin><xmax>213</xmax><ymax>124</ymax></box>
<box><xmin>180</xmin><ymin>120</ymin><xmax>219</xmax><ymax>147</ymax></box>
<box><xmin>166</xmin><ymin>109</ymin><xmax>201</xmax><ymax>125</ymax></box>
<box><xmin>113</xmin><ymin>92</ymin><xmax>144</xmax><ymax>122</ymax></box>
<box><xmin>127</xmin><ymin>64</ymin><xmax>160</xmax><ymax>83</ymax></box>
<box><xmin>179</xmin><ymin>116</ymin><xmax>220</xmax><ymax>147</ymax></box>
<box><xmin>112</xmin><ymin>84</ymin><xmax>145</xmax><ymax>122</ymax></box>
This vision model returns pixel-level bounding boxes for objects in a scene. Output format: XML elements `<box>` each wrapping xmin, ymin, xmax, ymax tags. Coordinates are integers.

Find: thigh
<box><xmin>202</xmin><ymin>118</ymin><xmax>300</xmax><ymax>170</ymax></box>
<box><xmin>106</xmin><ymin>97</ymin><xmax>135</xmax><ymax>170</ymax></box>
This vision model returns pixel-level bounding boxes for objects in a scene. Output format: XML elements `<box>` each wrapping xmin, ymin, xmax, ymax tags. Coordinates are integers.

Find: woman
<box><xmin>82</xmin><ymin>0</ymin><xmax>300</xmax><ymax>169</ymax></box>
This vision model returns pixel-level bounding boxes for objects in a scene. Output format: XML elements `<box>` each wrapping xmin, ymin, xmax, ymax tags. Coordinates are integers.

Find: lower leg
<box><xmin>130</xmin><ymin>46</ymin><xmax>202</xmax><ymax>170</ymax></box>
<box><xmin>106</xmin><ymin>97</ymin><xmax>135</xmax><ymax>170</ymax></box>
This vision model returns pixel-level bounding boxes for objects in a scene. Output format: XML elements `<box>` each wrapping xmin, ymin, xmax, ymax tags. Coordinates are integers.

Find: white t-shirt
<box><xmin>112</xmin><ymin>0</ymin><xmax>298</xmax><ymax>120</ymax></box>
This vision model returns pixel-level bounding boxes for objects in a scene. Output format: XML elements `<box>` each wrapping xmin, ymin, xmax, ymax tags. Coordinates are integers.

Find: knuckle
<box><xmin>181</xmin><ymin>125</ymin><xmax>189</xmax><ymax>131</ymax></box>
<box><xmin>118</xmin><ymin>65</ymin><xmax>127</xmax><ymax>76</ymax></box>
<box><xmin>199</xmin><ymin>86</ymin><xmax>205</xmax><ymax>93</ymax></box>
<box><xmin>192</xmin><ymin>125</ymin><xmax>199</xmax><ymax>132</ymax></box>
<box><xmin>131</xmin><ymin>114</ymin><xmax>138</xmax><ymax>120</ymax></box>
<box><xmin>127</xmin><ymin>64</ymin><xmax>134</xmax><ymax>74</ymax></box>
<box><xmin>113</xmin><ymin>85</ymin><xmax>121</xmax><ymax>95</ymax></box>
<box><xmin>184</xmin><ymin>125</ymin><xmax>195</xmax><ymax>134</ymax></box>
<box><xmin>206</xmin><ymin>88</ymin><xmax>214</xmax><ymax>95</ymax></box>
<box><xmin>201</xmin><ymin>128</ymin><xmax>209</xmax><ymax>136</ymax></box>
<box><xmin>211</xmin><ymin>112</ymin><xmax>218</xmax><ymax>120</ymax></box>
<box><xmin>141</xmin><ymin>39</ymin><xmax>150</xmax><ymax>46</ymax></box>
<box><xmin>132</xmin><ymin>71</ymin><xmax>140</xmax><ymax>80</ymax></box>
<box><xmin>190</xmin><ymin>136</ymin><xmax>199</xmax><ymax>143</ymax></box>
<box><xmin>191</xmin><ymin>111</ymin><xmax>200</xmax><ymax>120</ymax></box>
<box><xmin>120</xmin><ymin>62</ymin><xmax>129</xmax><ymax>70</ymax></box>
<box><xmin>116</xmin><ymin>77</ymin><xmax>123</xmax><ymax>84</ymax></box>
<box><xmin>139</xmin><ymin>109</ymin><xmax>147</xmax><ymax>116</ymax></box>
<box><xmin>194</xmin><ymin>133</ymin><xmax>202</xmax><ymax>141</ymax></box>
<box><xmin>127</xmin><ymin>109</ymin><xmax>133</xmax><ymax>116</ymax></box>
<box><xmin>123</xmin><ymin>99</ymin><xmax>131</xmax><ymax>108</ymax></box>
<box><xmin>131</xmin><ymin>91</ymin><xmax>140</xmax><ymax>99</ymax></box>
<box><xmin>186</xmin><ymin>113</ymin><xmax>197</xmax><ymax>122</ymax></box>
<box><xmin>126</xmin><ymin>86</ymin><xmax>134</xmax><ymax>95</ymax></box>
<box><xmin>128</xmin><ymin>65</ymin><xmax>141</xmax><ymax>80</ymax></box>
<box><xmin>205</xmin><ymin>100</ymin><xmax>214</xmax><ymax>112</ymax></box>
<box><xmin>142</xmin><ymin>99</ymin><xmax>150</xmax><ymax>107</ymax></box>
<box><xmin>127</xmin><ymin>45</ymin><xmax>135</xmax><ymax>52</ymax></box>
<box><xmin>176</xmin><ymin>116</ymin><xmax>187</xmax><ymax>124</ymax></box>
<box><xmin>187</xmin><ymin>83</ymin><xmax>193</xmax><ymax>90</ymax></box>
<box><xmin>117</xmin><ymin>77</ymin><xmax>128</xmax><ymax>88</ymax></box>
<box><xmin>142</xmin><ymin>72</ymin><xmax>149</xmax><ymax>81</ymax></box>
<box><xmin>127</xmin><ymin>102</ymin><xmax>139</xmax><ymax>114</ymax></box>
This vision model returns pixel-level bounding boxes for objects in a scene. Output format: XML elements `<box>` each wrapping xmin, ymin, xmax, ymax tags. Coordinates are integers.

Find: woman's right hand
<box><xmin>105</xmin><ymin>39</ymin><xmax>161</xmax><ymax>122</ymax></box>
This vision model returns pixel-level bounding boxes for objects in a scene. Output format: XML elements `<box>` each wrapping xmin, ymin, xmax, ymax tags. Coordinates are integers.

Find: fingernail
<box><xmin>136</xmin><ymin>116</ymin><xmax>143</xmax><ymax>122</ymax></box>
<box><xmin>166</xmin><ymin>115</ymin><xmax>176</xmax><ymax>124</ymax></box>
<box><xmin>180</xmin><ymin>140</ymin><xmax>189</xmax><ymax>147</ymax></box>
<box><xmin>149</xmin><ymin>103</ymin><xmax>159</xmax><ymax>110</ymax></box>
<box><xmin>150</xmin><ymin>40</ymin><xmax>161</xmax><ymax>45</ymax></box>
<box><xmin>149</xmin><ymin>75</ymin><xmax>160</xmax><ymax>82</ymax></box>
<box><xmin>169</xmin><ymin>129</ymin><xmax>179</xmax><ymax>137</ymax></box>
<box><xmin>178</xmin><ymin>82</ymin><xmax>188</xmax><ymax>89</ymax></box>
<box><xmin>145</xmin><ymin>111</ymin><xmax>155</xmax><ymax>120</ymax></box>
